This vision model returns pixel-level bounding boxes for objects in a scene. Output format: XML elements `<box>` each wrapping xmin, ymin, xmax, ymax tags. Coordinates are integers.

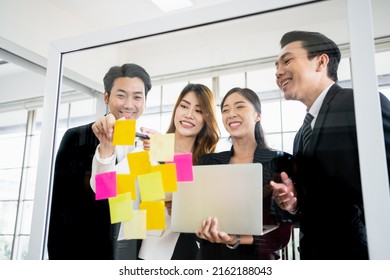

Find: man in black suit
<box><xmin>47</xmin><ymin>63</ymin><xmax>152</xmax><ymax>259</ymax></box>
<box><xmin>270</xmin><ymin>31</ymin><xmax>390</xmax><ymax>259</ymax></box>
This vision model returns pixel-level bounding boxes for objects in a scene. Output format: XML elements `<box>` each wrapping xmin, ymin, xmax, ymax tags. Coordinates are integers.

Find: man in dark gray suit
<box><xmin>48</xmin><ymin>63</ymin><xmax>152</xmax><ymax>259</ymax></box>
<box><xmin>270</xmin><ymin>30</ymin><xmax>390</xmax><ymax>259</ymax></box>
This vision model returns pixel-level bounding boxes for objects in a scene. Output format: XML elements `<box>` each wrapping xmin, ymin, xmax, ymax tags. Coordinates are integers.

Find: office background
<box><xmin>0</xmin><ymin>0</ymin><xmax>389</xmax><ymax>259</ymax></box>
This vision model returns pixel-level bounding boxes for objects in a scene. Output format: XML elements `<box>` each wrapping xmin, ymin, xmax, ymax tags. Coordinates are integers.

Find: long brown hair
<box><xmin>166</xmin><ymin>83</ymin><xmax>219</xmax><ymax>164</ymax></box>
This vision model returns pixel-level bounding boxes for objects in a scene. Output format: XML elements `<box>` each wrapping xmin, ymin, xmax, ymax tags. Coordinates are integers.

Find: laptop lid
<box><xmin>171</xmin><ymin>163</ymin><xmax>278</xmax><ymax>235</ymax></box>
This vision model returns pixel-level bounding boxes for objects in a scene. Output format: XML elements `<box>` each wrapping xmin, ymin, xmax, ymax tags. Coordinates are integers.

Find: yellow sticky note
<box><xmin>139</xmin><ymin>201</ymin><xmax>166</xmax><ymax>230</ymax></box>
<box><xmin>127</xmin><ymin>151</ymin><xmax>151</xmax><ymax>176</ymax></box>
<box><xmin>108</xmin><ymin>192</ymin><xmax>133</xmax><ymax>224</ymax></box>
<box><xmin>123</xmin><ymin>210</ymin><xmax>147</xmax><ymax>239</ymax></box>
<box><xmin>113</xmin><ymin>119</ymin><xmax>136</xmax><ymax>146</ymax></box>
<box><xmin>149</xmin><ymin>133</ymin><xmax>175</xmax><ymax>162</ymax></box>
<box><xmin>138</xmin><ymin>172</ymin><xmax>165</xmax><ymax>202</ymax></box>
<box><xmin>150</xmin><ymin>164</ymin><xmax>177</xmax><ymax>193</ymax></box>
<box><xmin>116</xmin><ymin>173</ymin><xmax>137</xmax><ymax>200</ymax></box>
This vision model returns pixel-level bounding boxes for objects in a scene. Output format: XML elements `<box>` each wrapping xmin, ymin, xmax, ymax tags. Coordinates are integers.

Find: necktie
<box><xmin>301</xmin><ymin>112</ymin><xmax>314</xmax><ymax>154</ymax></box>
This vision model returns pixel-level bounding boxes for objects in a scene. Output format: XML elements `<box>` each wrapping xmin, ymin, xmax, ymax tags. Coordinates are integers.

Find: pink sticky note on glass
<box><xmin>95</xmin><ymin>171</ymin><xmax>117</xmax><ymax>200</ymax></box>
<box><xmin>173</xmin><ymin>153</ymin><xmax>193</xmax><ymax>182</ymax></box>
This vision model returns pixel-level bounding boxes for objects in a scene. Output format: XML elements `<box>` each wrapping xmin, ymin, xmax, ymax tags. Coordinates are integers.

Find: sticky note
<box><xmin>116</xmin><ymin>173</ymin><xmax>137</xmax><ymax>200</ymax></box>
<box><xmin>149</xmin><ymin>133</ymin><xmax>175</xmax><ymax>162</ymax></box>
<box><xmin>138</xmin><ymin>172</ymin><xmax>165</xmax><ymax>202</ymax></box>
<box><xmin>150</xmin><ymin>164</ymin><xmax>178</xmax><ymax>193</ymax></box>
<box><xmin>123</xmin><ymin>210</ymin><xmax>147</xmax><ymax>239</ymax></box>
<box><xmin>127</xmin><ymin>151</ymin><xmax>151</xmax><ymax>176</ymax></box>
<box><xmin>95</xmin><ymin>171</ymin><xmax>117</xmax><ymax>200</ymax></box>
<box><xmin>173</xmin><ymin>153</ymin><xmax>193</xmax><ymax>182</ymax></box>
<box><xmin>113</xmin><ymin>119</ymin><xmax>136</xmax><ymax>146</ymax></box>
<box><xmin>108</xmin><ymin>192</ymin><xmax>133</xmax><ymax>224</ymax></box>
<box><xmin>139</xmin><ymin>201</ymin><xmax>166</xmax><ymax>230</ymax></box>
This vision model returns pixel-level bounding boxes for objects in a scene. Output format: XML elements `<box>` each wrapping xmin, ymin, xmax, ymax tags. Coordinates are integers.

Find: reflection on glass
<box><xmin>219</xmin><ymin>73</ymin><xmax>245</xmax><ymax>102</ymax></box>
<box><xmin>189</xmin><ymin>77</ymin><xmax>212</xmax><ymax>89</ymax></box>
<box><xmin>0</xmin><ymin>169</ymin><xmax>22</xmax><ymax>200</ymax></box>
<box><xmin>282</xmin><ymin>132</ymin><xmax>297</xmax><ymax>155</ymax></box>
<box><xmin>0</xmin><ymin>137</ymin><xmax>25</xmax><ymax>169</ymax></box>
<box><xmin>247</xmin><ymin>68</ymin><xmax>280</xmax><ymax>92</ymax></box>
<box><xmin>29</xmin><ymin>0</ymin><xmax>390</xmax><ymax>260</ymax></box>
<box><xmin>162</xmin><ymin>82</ymin><xmax>188</xmax><ymax>108</ymax></box>
<box><xmin>0</xmin><ymin>201</ymin><xmax>17</xmax><ymax>234</ymax></box>
<box><xmin>281</xmin><ymin>100</ymin><xmax>306</xmax><ymax>132</ymax></box>
<box><xmin>0</xmin><ymin>235</ymin><xmax>13</xmax><ymax>260</ymax></box>
<box><xmin>261</xmin><ymin>100</ymin><xmax>282</xmax><ymax>133</ymax></box>
<box><xmin>21</xmin><ymin>201</ymin><xmax>33</xmax><ymax>234</ymax></box>
<box><xmin>265</xmin><ymin>133</ymin><xmax>282</xmax><ymax>151</ymax></box>
<box><xmin>145</xmin><ymin>85</ymin><xmax>162</xmax><ymax>112</ymax></box>
<box><xmin>25</xmin><ymin>167</ymin><xmax>37</xmax><ymax>200</ymax></box>
<box><xmin>16</xmin><ymin>235</ymin><xmax>29</xmax><ymax>260</ymax></box>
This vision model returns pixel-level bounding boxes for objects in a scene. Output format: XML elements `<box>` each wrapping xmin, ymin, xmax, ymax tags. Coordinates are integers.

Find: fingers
<box><xmin>92</xmin><ymin>113</ymin><xmax>115</xmax><ymax>140</ymax></box>
<box><xmin>91</xmin><ymin>114</ymin><xmax>116</xmax><ymax>158</ymax></box>
<box><xmin>270</xmin><ymin>172</ymin><xmax>298</xmax><ymax>212</ymax></box>
<box><xmin>165</xmin><ymin>201</ymin><xmax>172</xmax><ymax>216</ymax></box>
<box><xmin>196</xmin><ymin>217</ymin><xmax>231</xmax><ymax>244</ymax></box>
<box><xmin>139</xmin><ymin>127</ymin><xmax>160</xmax><ymax>151</ymax></box>
<box><xmin>140</xmin><ymin>127</ymin><xmax>160</xmax><ymax>137</ymax></box>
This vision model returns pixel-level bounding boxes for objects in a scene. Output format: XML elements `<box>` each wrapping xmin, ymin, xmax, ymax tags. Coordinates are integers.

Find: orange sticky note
<box><xmin>116</xmin><ymin>173</ymin><xmax>137</xmax><ymax>200</ymax></box>
<box><xmin>123</xmin><ymin>210</ymin><xmax>147</xmax><ymax>239</ymax></box>
<box><xmin>108</xmin><ymin>192</ymin><xmax>133</xmax><ymax>224</ymax></box>
<box><xmin>149</xmin><ymin>133</ymin><xmax>175</xmax><ymax>162</ymax></box>
<box><xmin>139</xmin><ymin>201</ymin><xmax>166</xmax><ymax>230</ymax></box>
<box><xmin>150</xmin><ymin>164</ymin><xmax>178</xmax><ymax>193</ymax></box>
<box><xmin>138</xmin><ymin>172</ymin><xmax>165</xmax><ymax>202</ymax></box>
<box><xmin>127</xmin><ymin>151</ymin><xmax>151</xmax><ymax>176</ymax></box>
<box><xmin>113</xmin><ymin>119</ymin><xmax>136</xmax><ymax>146</ymax></box>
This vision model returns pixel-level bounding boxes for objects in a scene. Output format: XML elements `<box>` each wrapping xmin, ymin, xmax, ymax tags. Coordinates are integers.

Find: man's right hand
<box><xmin>91</xmin><ymin>113</ymin><xmax>116</xmax><ymax>158</ymax></box>
<box><xmin>270</xmin><ymin>172</ymin><xmax>298</xmax><ymax>213</ymax></box>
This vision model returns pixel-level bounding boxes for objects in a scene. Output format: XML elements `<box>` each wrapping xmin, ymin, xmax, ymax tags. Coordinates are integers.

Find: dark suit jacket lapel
<box><xmin>306</xmin><ymin>84</ymin><xmax>341</xmax><ymax>157</ymax></box>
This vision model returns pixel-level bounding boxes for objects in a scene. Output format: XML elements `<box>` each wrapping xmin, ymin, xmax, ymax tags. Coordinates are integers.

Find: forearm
<box><xmin>89</xmin><ymin>144</ymin><xmax>116</xmax><ymax>192</ymax></box>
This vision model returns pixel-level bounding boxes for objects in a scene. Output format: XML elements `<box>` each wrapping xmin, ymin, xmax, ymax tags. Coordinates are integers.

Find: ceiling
<box><xmin>0</xmin><ymin>0</ymin><xmax>389</xmax><ymax>106</ymax></box>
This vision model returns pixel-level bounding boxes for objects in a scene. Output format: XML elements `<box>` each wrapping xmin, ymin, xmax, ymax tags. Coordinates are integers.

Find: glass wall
<box><xmin>1</xmin><ymin>49</ymin><xmax>389</xmax><ymax>259</ymax></box>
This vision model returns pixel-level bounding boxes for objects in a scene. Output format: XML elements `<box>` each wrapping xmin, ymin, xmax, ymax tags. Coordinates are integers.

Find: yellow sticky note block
<box><xmin>149</xmin><ymin>133</ymin><xmax>175</xmax><ymax>162</ymax></box>
<box><xmin>150</xmin><ymin>164</ymin><xmax>178</xmax><ymax>193</ymax></box>
<box><xmin>123</xmin><ymin>210</ymin><xmax>147</xmax><ymax>239</ymax></box>
<box><xmin>108</xmin><ymin>192</ymin><xmax>134</xmax><ymax>224</ymax></box>
<box><xmin>116</xmin><ymin>173</ymin><xmax>137</xmax><ymax>200</ymax></box>
<box><xmin>139</xmin><ymin>201</ymin><xmax>166</xmax><ymax>230</ymax></box>
<box><xmin>127</xmin><ymin>151</ymin><xmax>151</xmax><ymax>176</ymax></box>
<box><xmin>138</xmin><ymin>171</ymin><xmax>165</xmax><ymax>202</ymax></box>
<box><xmin>113</xmin><ymin>119</ymin><xmax>136</xmax><ymax>146</ymax></box>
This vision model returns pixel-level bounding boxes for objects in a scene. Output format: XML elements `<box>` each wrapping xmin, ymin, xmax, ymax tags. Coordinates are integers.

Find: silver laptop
<box><xmin>171</xmin><ymin>163</ymin><xmax>278</xmax><ymax>235</ymax></box>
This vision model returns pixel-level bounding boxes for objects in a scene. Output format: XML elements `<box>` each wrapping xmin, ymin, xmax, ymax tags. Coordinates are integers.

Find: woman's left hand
<box><xmin>139</xmin><ymin>127</ymin><xmax>159</xmax><ymax>150</ymax></box>
<box><xmin>196</xmin><ymin>217</ymin><xmax>237</xmax><ymax>245</ymax></box>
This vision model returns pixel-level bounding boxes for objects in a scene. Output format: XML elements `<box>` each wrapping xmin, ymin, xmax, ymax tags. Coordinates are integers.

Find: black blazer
<box><xmin>293</xmin><ymin>83</ymin><xmax>390</xmax><ymax>259</ymax></box>
<box><xmin>47</xmin><ymin>122</ymin><xmax>117</xmax><ymax>259</ymax></box>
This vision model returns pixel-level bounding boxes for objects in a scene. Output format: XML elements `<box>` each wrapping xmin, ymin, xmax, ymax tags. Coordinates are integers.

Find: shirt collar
<box><xmin>308</xmin><ymin>83</ymin><xmax>334</xmax><ymax>126</ymax></box>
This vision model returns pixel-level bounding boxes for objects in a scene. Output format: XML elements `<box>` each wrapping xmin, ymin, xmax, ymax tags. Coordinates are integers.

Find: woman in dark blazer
<box><xmin>196</xmin><ymin>87</ymin><xmax>294</xmax><ymax>260</ymax></box>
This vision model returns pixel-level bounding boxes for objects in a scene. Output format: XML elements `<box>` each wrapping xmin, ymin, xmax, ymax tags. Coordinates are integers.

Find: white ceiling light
<box><xmin>151</xmin><ymin>0</ymin><xmax>193</xmax><ymax>12</ymax></box>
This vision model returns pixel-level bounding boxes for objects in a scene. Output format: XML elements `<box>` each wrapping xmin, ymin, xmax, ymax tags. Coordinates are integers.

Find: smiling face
<box><xmin>221</xmin><ymin>92</ymin><xmax>260</xmax><ymax>140</ymax></box>
<box><xmin>173</xmin><ymin>91</ymin><xmax>205</xmax><ymax>138</ymax></box>
<box><xmin>104</xmin><ymin>76</ymin><xmax>146</xmax><ymax>120</ymax></box>
<box><xmin>275</xmin><ymin>41</ymin><xmax>320</xmax><ymax>105</ymax></box>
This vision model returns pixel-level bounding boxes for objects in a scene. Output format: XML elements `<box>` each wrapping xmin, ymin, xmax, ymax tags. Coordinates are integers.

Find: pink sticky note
<box><xmin>173</xmin><ymin>153</ymin><xmax>193</xmax><ymax>182</ymax></box>
<box><xmin>95</xmin><ymin>171</ymin><xmax>117</xmax><ymax>200</ymax></box>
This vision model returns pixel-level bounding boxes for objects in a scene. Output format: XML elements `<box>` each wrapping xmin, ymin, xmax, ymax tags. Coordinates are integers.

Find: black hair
<box><xmin>103</xmin><ymin>63</ymin><xmax>152</xmax><ymax>97</ymax></box>
<box><xmin>280</xmin><ymin>30</ymin><xmax>341</xmax><ymax>82</ymax></box>
<box><xmin>221</xmin><ymin>87</ymin><xmax>269</xmax><ymax>150</ymax></box>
